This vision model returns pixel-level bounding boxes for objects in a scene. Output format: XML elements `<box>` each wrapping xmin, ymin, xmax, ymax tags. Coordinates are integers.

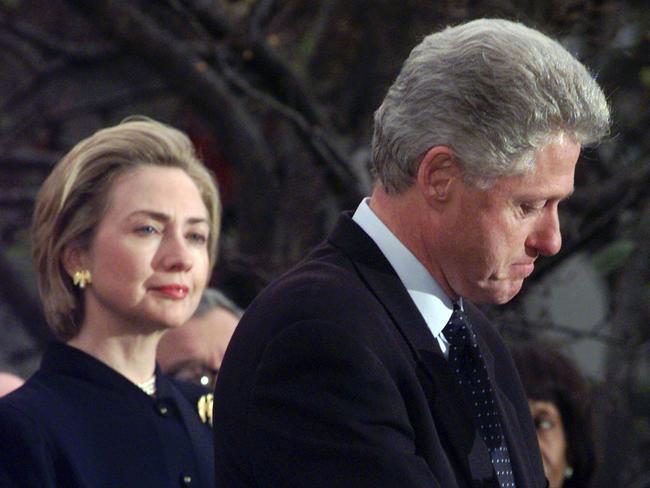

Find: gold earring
<box><xmin>73</xmin><ymin>270</ymin><xmax>92</xmax><ymax>289</ymax></box>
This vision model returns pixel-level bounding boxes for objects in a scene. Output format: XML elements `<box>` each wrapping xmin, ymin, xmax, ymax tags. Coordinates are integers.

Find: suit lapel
<box><xmin>328</xmin><ymin>213</ymin><xmax>439</xmax><ymax>359</ymax></box>
<box><xmin>328</xmin><ymin>214</ymin><xmax>496</xmax><ymax>486</ymax></box>
<box><xmin>419</xmin><ymin>349</ymin><xmax>498</xmax><ymax>485</ymax></box>
<box><xmin>494</xmin><ymin>386</ymin><xmax>536</xmax><ymax>487</ymax></box>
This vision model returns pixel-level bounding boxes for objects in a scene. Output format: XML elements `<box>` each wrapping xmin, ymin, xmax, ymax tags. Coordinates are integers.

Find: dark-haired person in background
<box><xmin>511</xmin><ymin>343</ymin><xmax>596</xmax><ymax>488</ymax></box>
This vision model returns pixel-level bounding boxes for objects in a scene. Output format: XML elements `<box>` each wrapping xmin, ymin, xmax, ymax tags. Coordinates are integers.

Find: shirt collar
<box><xmin>352</xmin><ymin>198</ymin><xmax>455</xmax><ymax>337</ymax></box>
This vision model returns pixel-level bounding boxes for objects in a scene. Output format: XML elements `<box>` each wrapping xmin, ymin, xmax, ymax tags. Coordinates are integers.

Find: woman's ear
<box><xmin>416</xmin><ymin>145</ymin><xmax>461</xmax><ymax>205</ymax></box>
<box><xmin>61</xmin><ymin>244</ymin><xmax>87</xmax><ymax>279</ymax></box>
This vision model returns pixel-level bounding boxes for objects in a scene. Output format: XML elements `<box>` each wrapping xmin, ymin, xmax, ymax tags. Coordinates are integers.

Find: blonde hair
<box><xmin>32</xmin><ymin>117</ymin><xmax>221</xmax><ymax>340</ymax></box>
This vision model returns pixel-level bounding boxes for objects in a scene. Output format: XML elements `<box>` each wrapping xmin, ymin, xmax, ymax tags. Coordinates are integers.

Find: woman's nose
<box><xmin>157</xmin><ymin>232</ymin><xmax>193</xmax><ymax>271</ymax></box>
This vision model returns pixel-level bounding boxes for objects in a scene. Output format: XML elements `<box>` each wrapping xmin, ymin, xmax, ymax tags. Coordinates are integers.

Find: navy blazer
<box><xmin>213</xmin><ymin>213</ymin><xmax>547</xmax><ymax>487</ymax></box>
<box><xmin>0</xmin><ymin>342</ymin><xmax>214</xmax><ymax>488</ymax></box>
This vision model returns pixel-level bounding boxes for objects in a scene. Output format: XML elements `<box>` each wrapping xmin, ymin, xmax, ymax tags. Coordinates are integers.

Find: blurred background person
<box><xmin>0</xmin><ymin>371</ymin><xmax>24</xmax><ymax>397</ymax></box>
<box><xmin>0</xmin><ymin>118</ymin><xmax>221</xmax><ymax>488</ymax></box>
<box><xmin>157</xmin><ymin>287</ymin><xmax>242</xmax><ymax>390</ymax></box>
<box><xmin>511</xmin><ymin>342</ymin><xmax>596</xmax><ymax>488</ymax></box>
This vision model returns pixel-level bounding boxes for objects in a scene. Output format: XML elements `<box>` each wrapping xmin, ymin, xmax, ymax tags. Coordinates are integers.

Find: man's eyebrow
<box><xmin>127</xmin><ymin>210</ymin><xmax>209</xmax><ymax>225</ymax></box>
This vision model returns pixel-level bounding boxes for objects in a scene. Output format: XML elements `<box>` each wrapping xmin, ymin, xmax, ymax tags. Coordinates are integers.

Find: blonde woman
<box><xmin>0</xmin><ymin>118</ymin><xmax>220</xmax><ymax>488</ymax></box>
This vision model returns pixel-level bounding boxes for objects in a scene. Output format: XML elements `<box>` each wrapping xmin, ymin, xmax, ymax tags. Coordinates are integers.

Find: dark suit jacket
<box><xmin>213</xmin><ymin>213</ymin><xmax>546</xmax><ymax>487</ymax></box>
<box><xmin>0</xmin><ymin>342</ymin><xmax>214</xmax><ymax>488</ymax></box>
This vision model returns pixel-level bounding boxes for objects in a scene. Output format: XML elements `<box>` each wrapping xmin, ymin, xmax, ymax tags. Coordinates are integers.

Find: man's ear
<box><xmin>61</xmin><ymin>244</ymin><xmax>87</xmax><ymax>279</ymax></box>
<box><xmin>416</xmin><ymin>146</ymin><xmax>461</xmax><ymax>205</ymax></box>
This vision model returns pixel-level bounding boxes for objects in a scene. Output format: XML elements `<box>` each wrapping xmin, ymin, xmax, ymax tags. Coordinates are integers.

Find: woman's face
<box><xmin>529</xmin><ymin>400</ymin><xmax>569</xmax><ymax>488</ymax></box>
<box><xmin>78</xmin><ymin>165</ymin><xmax>211</xmax><ymax>333</ymax></box>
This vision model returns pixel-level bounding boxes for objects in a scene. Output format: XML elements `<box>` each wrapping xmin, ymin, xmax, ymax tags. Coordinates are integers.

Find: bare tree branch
<box><xmin>170</xmin><ymin>0</ymin><xmax>364</xmax><ymax>198</ymax></box>
<box><xmin>0</xmin><ymin>11</ymin><xmax>117</xmax><ymax>60</ymax></box>
<box><xmin>0</xmin><ymin>28</ymin><xmax>45</xmax><ymax>71</ymax></box>
<box><xmin>0</xmin><ymin>79</ymin><xmax>168</xmax><ymax>146</ymax></box>
<box><xmin>0</xmin><ymin>188</ymin><xmax>39</xmax><ymax>207</ymax></box>
<box><xmin>177</xmin><ymin>0</ymin><xmax>231</xmax><ymax>38</ymax></box>
<box><xmin>182</xmin><ymin>0</ymin><xmax>329</xmax><ymax>128</ymax></box>
<box><xmin>65</xmin><ymin>0</ymin><xmax>282</xmax><ymax>256</ymax></box>
<box><xmin>215</xmin><ymin>53</ymin><xmax>366</xmax><ymax>198</ymax></box>
<box><xmin>0</xmin><ymin>148</ymin><xmax>60</xmax><ymax>171</ymax></box>
<box><xmin>0</xmin><ymin>249</ymin><xmax>51</xmax><ymax>349</ymax></box>
<box><xmin>593</xmin><ymin>195</ymin><xmax>650</xmax><ymax>488</ymax></box>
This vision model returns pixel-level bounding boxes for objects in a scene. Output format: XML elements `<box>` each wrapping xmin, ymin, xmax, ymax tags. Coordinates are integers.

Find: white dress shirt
<box><xmin>352</xmin><ymin>198</ymin><xmax>458</xmax><ymax>357</ymax></box>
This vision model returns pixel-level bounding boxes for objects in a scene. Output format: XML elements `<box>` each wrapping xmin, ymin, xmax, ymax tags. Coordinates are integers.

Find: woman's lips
<box><xmin>152</xmin><ymin>285</ymin><xmax>189</xmax><ymax>299</ymax></box>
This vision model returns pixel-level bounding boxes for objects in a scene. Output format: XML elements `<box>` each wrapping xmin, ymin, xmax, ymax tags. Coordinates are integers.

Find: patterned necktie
<box><xmin>443</xmin><ymin>304</ymin><xmax>516</xmax><ymax>487</ymax></box>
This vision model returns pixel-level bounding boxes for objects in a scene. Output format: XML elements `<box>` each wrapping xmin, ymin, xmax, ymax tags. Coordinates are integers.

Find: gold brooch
<box><xmin>197</xmin><ymin>393</ymin><xmax>213</xmax><ymax>426</ymax></box>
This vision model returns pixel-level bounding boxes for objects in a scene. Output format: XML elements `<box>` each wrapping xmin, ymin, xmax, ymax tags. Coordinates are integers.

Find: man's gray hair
<box><xmin>372</xmin><ymin>18</ymin><xmax>611</xmax><ymax>192</ymax></box>
<box><xmin>193</xmin><ymin>287</ymin><xmax>243</xmax><ymax>319</ymax></box>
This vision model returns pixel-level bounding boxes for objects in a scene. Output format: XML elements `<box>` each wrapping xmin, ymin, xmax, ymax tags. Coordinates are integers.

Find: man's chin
<box><xmin>495</xmin><ymin>282</ymin><xmax>524</xmax><ymax>304</ymax></box>
<box><xmin>473</xmin><ymin>279</ymin><xmax>523</xmax><ymax>305</ymax></box>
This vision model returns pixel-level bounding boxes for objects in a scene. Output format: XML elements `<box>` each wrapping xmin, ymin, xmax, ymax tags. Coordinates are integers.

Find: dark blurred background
<box><xmin>0</xmin><ymin>1</ymin><xmax>648</xmax><ymax>486</ymax></box>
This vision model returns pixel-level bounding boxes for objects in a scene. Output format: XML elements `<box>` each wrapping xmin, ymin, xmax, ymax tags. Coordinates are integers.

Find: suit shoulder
<box><xmin>243</xmin><ymin>257</ymin><xmax>380</xmax><ymax>340</ymax></box>
<box><xmin>258</xmin><ymin>243</ymin><xmax>372</xmax><ymax>308</ymax></box>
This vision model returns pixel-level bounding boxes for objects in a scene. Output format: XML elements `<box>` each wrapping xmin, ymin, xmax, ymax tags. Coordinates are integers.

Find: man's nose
<box><xmin>527</xmin><ymin>208</ymin><xmax>562</xmax><ymax>257</ymax></box>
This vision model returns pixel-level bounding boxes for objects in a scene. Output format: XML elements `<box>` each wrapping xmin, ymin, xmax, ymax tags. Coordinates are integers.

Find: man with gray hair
<box><xmin>213</xmin><ymin>19</ymin><xmax>610</xmax><ymax>487</ymax></box>
<box><xmin>158</xmin><ymin>288</ymin><xmax>242</xmax><ymax>390</ymax></box>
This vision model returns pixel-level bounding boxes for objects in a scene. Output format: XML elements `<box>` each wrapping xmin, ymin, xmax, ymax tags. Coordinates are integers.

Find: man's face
<box><xmin>0</xmin><ymin>372</ymin><xmax>24</xmax><ymax>397</ymax></box>
<box><xmin>156</xmin><ymin>306</ymin><xmax>239</xmax><ymax>388</ymax></box>
<box><xmin>433</xmin><ymin>137</ymin><xmax>580</xmax><ymax>304</ymax></box>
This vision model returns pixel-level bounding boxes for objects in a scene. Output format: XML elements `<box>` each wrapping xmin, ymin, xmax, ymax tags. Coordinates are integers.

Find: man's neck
<box><xmin>368</xmin><ymin>185</ymin><xmax>457</xmax><ymax>301</ymax></box>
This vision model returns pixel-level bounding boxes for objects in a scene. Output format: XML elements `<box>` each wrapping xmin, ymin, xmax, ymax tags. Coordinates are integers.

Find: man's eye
<box><xmin>521</xmin><ymin>202</ymin><xmax>546</xmax><ymax>215</ymax></box>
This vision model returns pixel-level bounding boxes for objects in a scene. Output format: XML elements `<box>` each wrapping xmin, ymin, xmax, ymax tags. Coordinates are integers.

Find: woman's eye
<box><xmin>534</xmin><ymin>417</ymin><xmax>554</xmax><ymax>430</ymax></box>
<box><xmin>187</xmin><ymin>232</ymin><xmax>207</xmax><ymax>244</ymax></box>
<box><xmin>136</xmin><ymin>225</ymin><xmax>158</xmax><ymax>235</ymax></box>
